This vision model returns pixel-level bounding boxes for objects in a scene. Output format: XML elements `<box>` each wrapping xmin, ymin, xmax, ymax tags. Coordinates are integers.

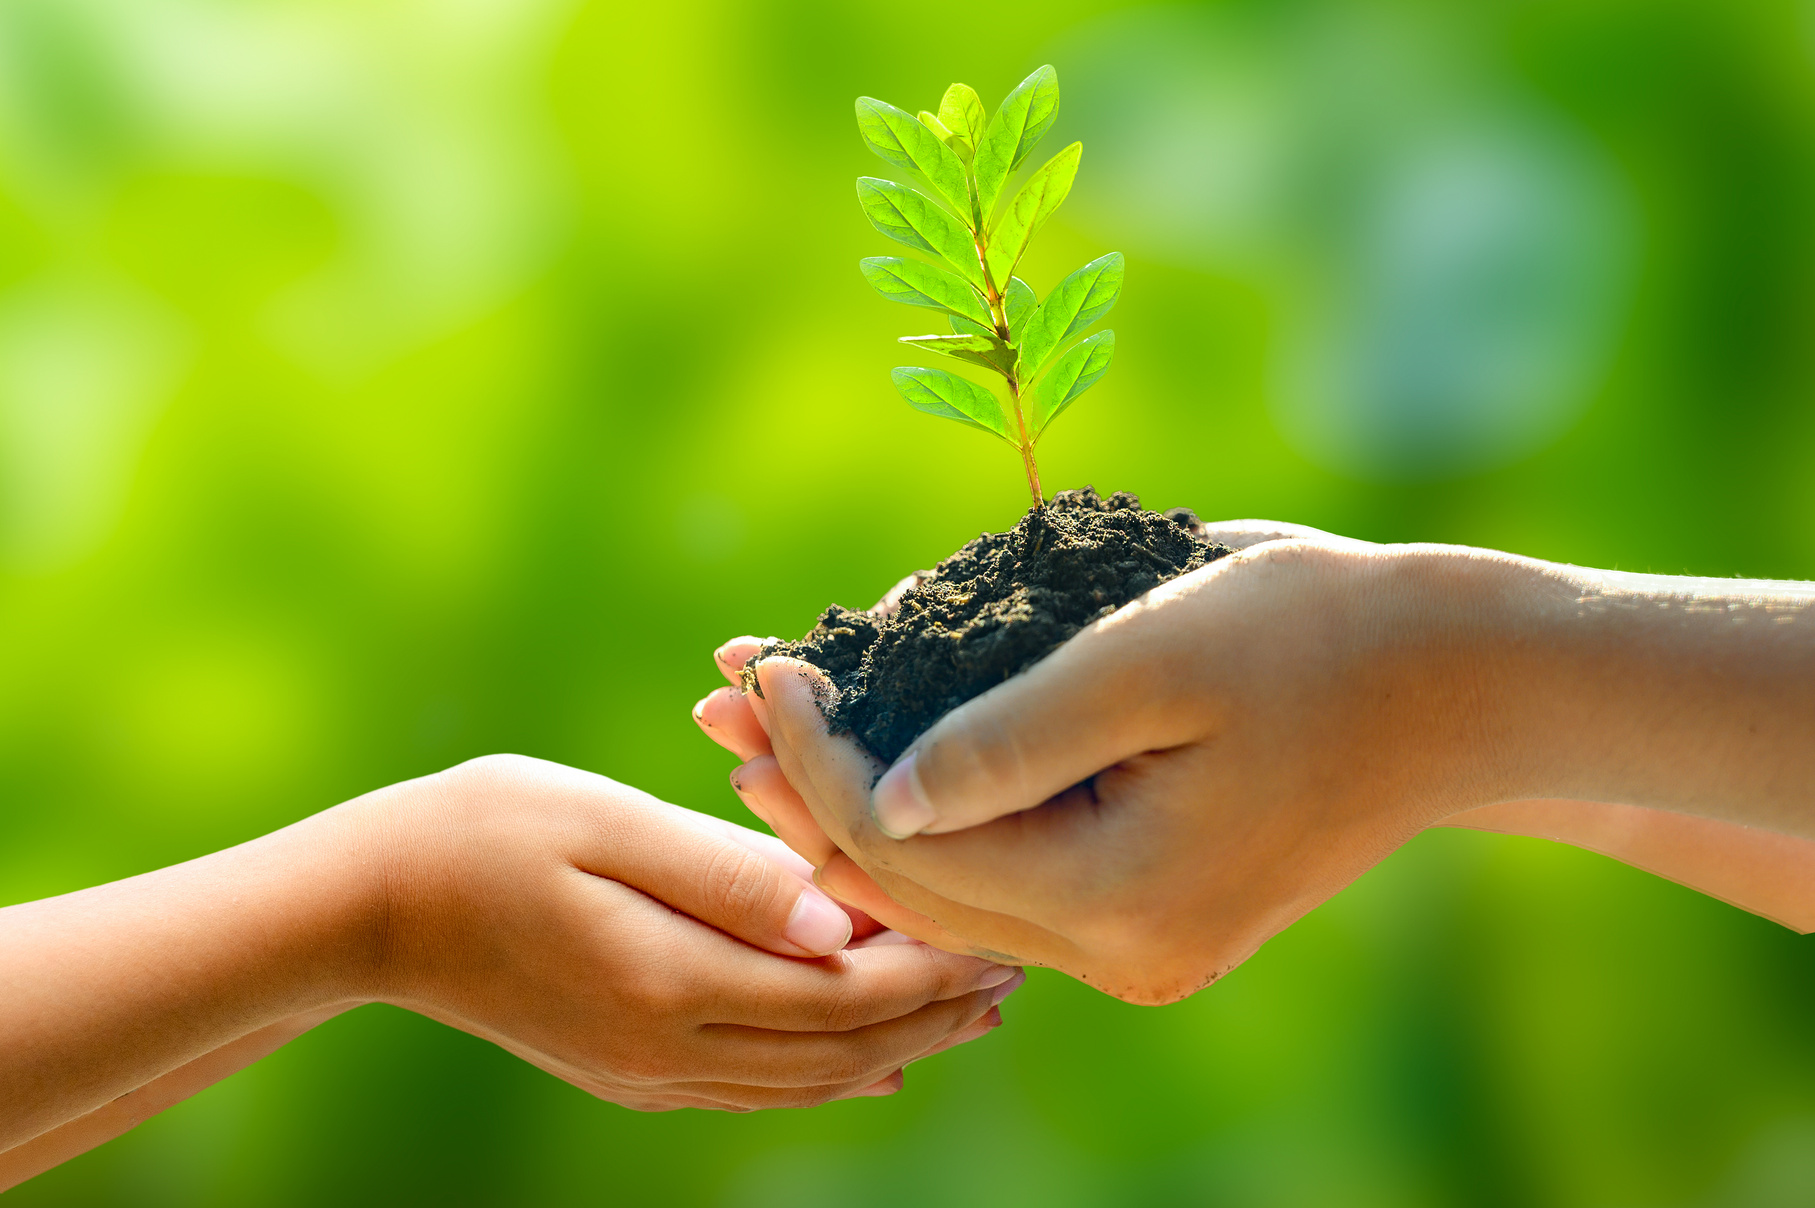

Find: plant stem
<box><xmin>969</xmin><ymin>179</ymin><xmax>1042</xmax><ymax>510</ymax></box>
<box><xmin>1005</xmin><ymin>371</ymin><xmax>1043</xmax><ymax>509</ymax></box>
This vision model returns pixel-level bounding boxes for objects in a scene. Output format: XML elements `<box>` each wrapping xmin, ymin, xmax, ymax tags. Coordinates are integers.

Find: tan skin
<box><xmin>0</xmin><ymin>755</ymin><xmax>1022</xmax><ymax>1190</ymax></box>
<box><xmin>695</xmin><ymin>520</ymin><xmax>1815</xmax><ymax>1004</ymax></box>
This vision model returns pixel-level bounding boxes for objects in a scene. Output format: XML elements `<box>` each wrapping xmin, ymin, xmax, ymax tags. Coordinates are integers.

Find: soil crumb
<box><xmin>752</xmin><ymin>487</ymin><xmax>1233</xmax><ymax>766</ymax></box>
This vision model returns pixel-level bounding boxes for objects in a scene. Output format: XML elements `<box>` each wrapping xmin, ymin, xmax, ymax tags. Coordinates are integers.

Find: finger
<box><xmin>700</xmin><ymin>980</ymin><xmax>1015</xmax><ymax>1088</ymax></box>
<box><xmin>713</xmin><ymin>636</ymin><xmax>772</xmax><ymax>686</ymax></box>
<box><xmin>814</xmin><ymin>852</ymin><xmax>980</xmax><ymax>954</ymax></box>
<box><xmin>1191</xmin><ymin>519</ymin><xmax>1339</xmax><ymax>550</ymax></box>
<box><xmin>710</xmin><ymin>932</ymin><xmax>1013</xmax><ymax>1033</ymax></box>
<box><xmin>661</xmin><ymin>1069</ymin><xmax>911</xmax><ymax>1110</ymax></box>
<box><xmin>570</xmin><ymin>789</ymin><xmax>853</xmax><ymax>957</ymax></box>
<box><xmin>908</xmin><ymin>1004</ymin><xmax>1004</xmax><ymax>1065</ymax></box>
<box><xmin>819</xmin><ymin>848</ymin><xmax>1076</xmax><ymax>970</ymax></box>
<box><xmin>846</xmin><ymin>578</ymin><xmax>1220</xmax><ymax>835</ymax></box>
<box><xmin>756</xmin><ymin>659</ymin><xmax>1099</xmax><ymax>960</ymax></box>
<box><xmin>697</xmin><ymin>809</ymin><xmax>884</xmax><ymax>941</ymax></box>
<box><xmin>838</xmin><ymin>1069</ymin><xmax>906</xmax><ymax>1098</ymax></box>
<box><xmin>694</xmin><ymin>686</ymin><xmax>772</xmax><ymax>760</ymax></box>
<box><xmin>730</xmin><ymin>755</ymin><xmax>840</xmax><ymax>867</ymax></box>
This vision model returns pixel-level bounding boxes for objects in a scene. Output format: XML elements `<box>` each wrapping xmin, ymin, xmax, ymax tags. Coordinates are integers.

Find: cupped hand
<box><xmin>699</xmin><ymin>519</ymin><xmax>1815</xmax><ymax>1002</ymax></box>
<box><xmin>699</xmin><ymin>523</ymin><xmax>1527</xmax><ymax>1003</ymax></box>
<box><xmin>359</xmin><ymin>755</ymin><xmax>1020</xmax><ymax>1111</ymax></box>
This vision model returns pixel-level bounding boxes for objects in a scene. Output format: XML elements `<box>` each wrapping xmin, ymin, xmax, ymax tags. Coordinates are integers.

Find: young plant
<box><xmin>855</xmin><ymin>66</ymin><xmax>1123</xmax><ymax>509</ymax></box>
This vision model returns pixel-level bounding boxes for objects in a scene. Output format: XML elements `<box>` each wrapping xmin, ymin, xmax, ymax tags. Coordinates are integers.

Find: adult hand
<box><xmin>698</xmin><ymin>521</ymin><xmax>1815</xmax><ymax>1004</ymax></box>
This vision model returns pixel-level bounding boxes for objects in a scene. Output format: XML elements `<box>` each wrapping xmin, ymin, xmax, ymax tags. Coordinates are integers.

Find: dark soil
<box><xmin>750</xmin><ymin>487</ymin><xmax>1233</xmax><ymax>766</ymax></box>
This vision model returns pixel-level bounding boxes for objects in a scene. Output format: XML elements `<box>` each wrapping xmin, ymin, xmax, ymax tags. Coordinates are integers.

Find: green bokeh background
<box><xmin>4</xmin><ymin>0</ymin><xmax>1815</xmax><ymax>1203</ymax></box>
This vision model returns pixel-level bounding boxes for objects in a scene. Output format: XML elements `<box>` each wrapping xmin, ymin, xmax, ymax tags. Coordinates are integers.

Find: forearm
<box><xmin>1467</xmin><ymin>554</ymin><xmax>1815</xmax><ymax>835</ymax></box>
<box><xmin>0</xmin><ymin>1005</ymin><xmax>353</xmax><ymax>1191</ymax></box>
<box><xmin>0</xmin><ymin>796</ymin><xmax>388</xmax><ymax>1151</ymax></box>
<box><xmin>1441</xmin><ymin>799</ymin><xmax>1815</xmax><ymax>932</ymax></box>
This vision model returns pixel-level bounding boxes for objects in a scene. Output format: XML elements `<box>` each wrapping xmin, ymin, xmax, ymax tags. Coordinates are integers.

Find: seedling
<box><xmin>855</xmin><ymin>66</ymin><xmax>1123</xmax><ymax>509</ymax></box>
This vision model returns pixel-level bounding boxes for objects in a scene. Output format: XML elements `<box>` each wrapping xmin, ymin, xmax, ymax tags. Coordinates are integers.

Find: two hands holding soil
<box><xmin>697</xmin><ymin>492</ymin><xmax>1815</xmax><ymax>1005</ymax></box>
<box><xmin>6</xmin><ymin>496</ymin><xmax>1814</xmax><ymax>1189</ymax></box>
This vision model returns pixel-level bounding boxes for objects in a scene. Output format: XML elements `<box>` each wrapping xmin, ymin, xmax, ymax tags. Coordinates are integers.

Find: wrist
<box><xmin>257</xmin><ymin>793</ymin><xmax>402</xmax><ymax>1010</ymax></box>
<box><xmin>1363</xmin><ymin>544</ymin><xmax>1565</xmax><ymax>821</ymax></box>
<box><xmin>325</xmin><ymin>771</ymin><xmax>470</xmax><ymax>1008</ymax></box>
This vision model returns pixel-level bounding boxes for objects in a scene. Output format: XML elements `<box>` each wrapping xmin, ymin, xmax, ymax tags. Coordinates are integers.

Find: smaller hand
<box><xmin>362</xmin><ymin>755</ymin><xmax>1020</xmax><ymax>1111</ymax></box>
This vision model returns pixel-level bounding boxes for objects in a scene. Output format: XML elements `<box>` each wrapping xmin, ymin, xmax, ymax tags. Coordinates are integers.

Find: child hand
<box><xmin>359</xmin><ymin>755</ymin><xmax>1019</xmax><ymax>1111</ymax></box>
<box><xmin>2</xmin><ymin>755</ymin><xmax>1021</xmax><ymax>1161</ymax></box>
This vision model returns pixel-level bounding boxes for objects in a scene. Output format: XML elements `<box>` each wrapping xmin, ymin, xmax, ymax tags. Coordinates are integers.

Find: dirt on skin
<box><xmin>750</xmin><ymin>487</ymin><xmax>1234</xmax><ymax>766</ymax></box>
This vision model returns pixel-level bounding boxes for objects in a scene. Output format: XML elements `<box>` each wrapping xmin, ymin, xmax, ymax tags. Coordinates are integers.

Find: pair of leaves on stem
<box><xmin>854</xmin><ymin>66</ymin><xmax>1121</xmax><ymax>450</ymax></box>
<box><xmin>881</xmin><ymin>252</ymin><xmax>1121</xmax><ymax>438</ymax></box>
<box><xmin>854</xmin><ymin>66</ymin><xmax>1061</xmax><ymax>232</ymax></box>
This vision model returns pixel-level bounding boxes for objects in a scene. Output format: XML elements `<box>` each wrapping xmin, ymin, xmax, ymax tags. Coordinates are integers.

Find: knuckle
<box><xmin>608</xmin><ymin>1044</ymin><xmax>678</xmax><ymax>1088</ymax></box>
<box><xmin>812</xmin><ymin>976</ymin><xmax>873</xmax><ymax>1034</ymax></box>
<box><xmin>822</xmin><ymin>1036</ymin><xmax>890</xmax><ymax>1085</ymax></box>
<box><xmin>697</xmin><ymin>843</ymin><xmax>784</xmax><ymax>928</ymax></box>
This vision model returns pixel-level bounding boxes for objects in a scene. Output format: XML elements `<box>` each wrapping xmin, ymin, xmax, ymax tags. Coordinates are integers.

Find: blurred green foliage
<box><xmin>2</xmin><ymin>0</ymin><xmax>1814</xmax><ymax>1204</ymax></box>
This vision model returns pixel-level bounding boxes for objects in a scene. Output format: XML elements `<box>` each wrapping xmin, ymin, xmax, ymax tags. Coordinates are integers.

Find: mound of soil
<box><xmin>751</xmin><ymin>487</ymin><xmax>1233</xmax><ymax>766</ymax></box>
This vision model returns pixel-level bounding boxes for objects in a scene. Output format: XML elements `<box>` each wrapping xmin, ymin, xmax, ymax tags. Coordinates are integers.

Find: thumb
<box><xmin>869</xmin><ymin>592</ymin><xmax>1206</xmax><ymax>839</ymax></box>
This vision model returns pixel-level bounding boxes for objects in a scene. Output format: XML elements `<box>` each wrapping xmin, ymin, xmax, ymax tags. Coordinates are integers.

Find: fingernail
<box><xmin>973</xmin><ymin>964</ymin><xmax>1016</xmax><ymax>992</ymax></box>
<box><xmin>989</xmin><ymin>970</ymin><xmax>1026</xmax><ymax>1007</ymax></box>
<box><xmin>871</xmin><ymin>750</ymin><xmax>936</xmax><ymax>839</ymax></box>
<box><xmin>784</xmin><ymin>889</ymin><xmax>853</xmax><ymax>955</ymax></box>
<box><xmin>983</xmin><ymin>1005</ymin><xmax>1003</xmax><ymax>1028</ymax></box>
<box><xmin>730</xmin><ymin>768</ymin><xmax>773</xmax><ymax>825</ymax></box>
<box><xmin>691</xmin><ymin>694</ymin><xmax>711</xmax><ymax>724</ymax></box>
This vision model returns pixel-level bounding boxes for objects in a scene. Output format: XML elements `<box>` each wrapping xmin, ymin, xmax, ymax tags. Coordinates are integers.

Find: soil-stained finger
<box><xmin>714</xmin><ymin>636</ymin><xmax>770</xmax><ymax>685</ymax></box>
<box><xmin>732</xmin><ymin>755</ymin><xmax>840</xmax><ymax>867</ymax></box>
<box><xmin>695</xmin><ymin>686</ymin><xmax>772</xmax><ymax>760</ymax></box>
<box><xmin>757</xmin><ymin>659</ymin><xmax>1096</xmax><ymax>968</ymax></box>
<box><xmin>814</xmin><ymin>852</ymin><xmax>976</xmax><ymax>953</ymax></box>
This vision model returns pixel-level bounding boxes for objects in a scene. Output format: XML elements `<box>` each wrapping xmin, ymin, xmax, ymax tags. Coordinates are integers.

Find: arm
<box><xmin>0</xmin><ymin>801</ymin><xmax>380</xmax><ymax>1157</ymax></box>
<box><xmin>699</xmin><ymin>641</ymin><xmax>1815</xmax><ymax>936</ymax></box>
<box><xmin>0</xmin><ymin>1008</ymin><xmax>349</xmax><ymax>1190</ymax></box>
<box><xmin>1</xmin><ymin>756</ymin><xmax>1016</xmax><ymax>1187</ymax></box>
<box><xmin>1440</xmin><ymin>801</ymin><xmax>1815</xmax><ymax>933</ymax></box>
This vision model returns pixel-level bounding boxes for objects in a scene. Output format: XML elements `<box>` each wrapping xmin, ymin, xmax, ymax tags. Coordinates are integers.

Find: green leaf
<box><xmin>855</xmin><ymin>97</ymin><xmax>972</xmax><ymax>221</ymax></box>
<box><xmin>860</xmin><ymin>257</ymin><xmax>993</xmax><ymax>327</ymax></box>
<box><xmin>1030</xmin><ymin>330</ymin><xmax>1114</xmax><ymax>435</ymax></box>
<box><xmin>892</xmin><ymin>366</ymin><xmax>1011</xmax><ymax>440</ymax></box>
<box><xmin>1017</xmin><ymin>252</ymin><xmax>1124</xmax><ymax>377</ymax></box>
<box><xmin>948</xmin><ymin>313</ymin><xmax>995</xmax><ymax>338</ymax></box>
<box><xmin>937</xmin><ymin>84</ymin><xmax>987</xmax><ymax>151</ymax></box>
<box><xmin>972</xmin><ymin>65</ymin><xmax>1060</xmax><ymax>219</ymax></box>
<box><xmin>918</xmin><ymin>111</ymin><xmax>952</xmax><ymax>139</ymax></box>
<box><xmin>1004</xmin><ymin>277</ymin><xmax>1037</xmax><ymax>342</ymax></box>
<box><xmin>857</xmin><ymin>178</ymin><xmax>984</xmax><ymax>286</ymax></box>
<box><xmin>899</xmin><ymin>331</ymin><xmax>1015</xmax><ymax>376</ymax></box>
<box><xmin>919</xmin><ymin>110</ymin><xmax>971</xmax><ymax>162</ymax></box>
<box><xmin>985</xmin><ymin>142</ymin><xmax>1081</xmax><ymax>285</ymax></box>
